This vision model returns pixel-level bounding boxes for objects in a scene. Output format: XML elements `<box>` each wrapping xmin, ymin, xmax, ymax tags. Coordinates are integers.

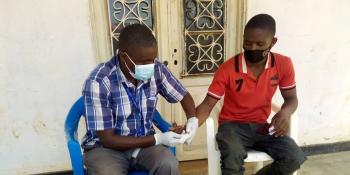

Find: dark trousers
<box><xmin>84</xmin><ymin>145</ymin><xmax>179</xmax><ymax>175</ymax></box>
<box><xmin>216</xmin><ymin>122</ymin><xmax>306</xmax><ymax>175</ymax></box>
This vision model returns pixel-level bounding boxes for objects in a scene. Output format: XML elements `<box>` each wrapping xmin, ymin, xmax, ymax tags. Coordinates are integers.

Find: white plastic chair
<box><xmin>206</xmin><ymin>104</ymin><xmax>298</xmax><ymax>175</ymax></box>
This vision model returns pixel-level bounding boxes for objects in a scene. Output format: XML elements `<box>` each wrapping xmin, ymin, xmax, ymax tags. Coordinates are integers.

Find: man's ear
<box><xmin>271</xmin><ymin>37</ymin><xmax>278</xmax><ymax>48</ymax></box>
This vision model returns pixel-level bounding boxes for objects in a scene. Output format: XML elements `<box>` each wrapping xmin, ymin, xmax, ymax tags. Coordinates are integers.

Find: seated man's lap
<box><xmin>83</xmin><ymin>147</ymin><xmax>130</xmax><ymax>175</ymax></box>
<box><xmin>133</xmin><ymin>145</ymin><xmax>178</xmax><ymax>172</ymax></box>
<box><xmin>83</xmin><ymin>145</ymin><xmax>178</xmax><ymax>175</ymax></box>
<box><xmin>216</xmin><ymin>123</ymin><xmax>306</xmax><ymax>166</ymax></box>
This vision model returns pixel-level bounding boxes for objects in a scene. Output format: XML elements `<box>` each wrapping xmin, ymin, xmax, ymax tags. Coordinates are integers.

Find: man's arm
<box><xmin>271</xmin><ymin>88</ymin><xmax>298</xmax><ymax>137</ymax></box>
<box><xmin>280</xmin><ymin>88</ymin><xmax>298</xmax><ymax>115</ymax></box>
<box><xmin>180</xmin><ymin>94</ymin><xmax>218</xmax><ymax>144</ymax></box>
<box><xmin>180</xmin><ymin>93</ymin><xmax>196</xmax><ymax>119</ymax></box>
<box><xmin>97</xmin><ymin>130</ymin><xmax>155</xmax><ymax>150</ymax></box>
<box><xmin>97</xmin><ymin>129</ymin><xmax>184</xmax><ymax>150</ymax></box>
<box><xmin>196</xmin><ymin>95</ymin><xmax>219</xmax><ymax>126</ymax></box>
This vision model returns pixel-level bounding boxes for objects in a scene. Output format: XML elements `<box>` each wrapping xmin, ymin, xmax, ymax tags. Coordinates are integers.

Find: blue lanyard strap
<box><xmin>122</xmin><ymin>82</ymin><xmax>145</xmax><ymax>136</ymax></box>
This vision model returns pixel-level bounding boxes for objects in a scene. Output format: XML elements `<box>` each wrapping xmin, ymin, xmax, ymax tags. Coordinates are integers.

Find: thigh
<box><xmin>84</xmin><ymin>147</ymin><xmax>130</xmax><ymax>175</ymax></box>
<box><xmin>133</xmin><ymin>145</ymin><xmax>178</xmax><ymax>171</ymax></box>
<box><xmin>216</xmin><ymin>122</ymin><xmax>255</xmax><ymax>174</ymax></box>
<box><xmin>216</xmin><ymin>122</ymin><xmax>255</xmax><ymax>149</ymax></box>
<box><xmin>253</xmin><ymin>135</ymin><xmax>306</xmax><ymax>163</ymax></box>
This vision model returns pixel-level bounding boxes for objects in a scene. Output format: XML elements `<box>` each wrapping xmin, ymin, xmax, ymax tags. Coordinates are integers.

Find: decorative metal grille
<box><xmin>183</xmin><ymin>0</ymin><xmax>225</xmax><ymax>76</ymax></box>
<box><xmin>108</xmin><ymin>0</ymin><xmax>154</xmax><ymax>54</ymax></box>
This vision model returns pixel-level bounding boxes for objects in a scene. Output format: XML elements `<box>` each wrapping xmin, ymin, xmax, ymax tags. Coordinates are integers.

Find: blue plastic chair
<box><xmin>64</xmin><ymin>97</ymin><xmax>175</xmax><ymax>175</ymax></box>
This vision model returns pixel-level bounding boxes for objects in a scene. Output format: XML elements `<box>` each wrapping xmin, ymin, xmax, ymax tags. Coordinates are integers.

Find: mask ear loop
<box><xmin>263</xmin><ymin>42</ymin><xmax>273</xmax><ymax>57</ymax></box>
<box><xmin>124</xmin><ymin>61</ymin><xmax>136</xmax><ymax>78</ymax></box>
<box><xmin>122</xmin><ymin>51</ymin><xmax>137</xmax><ymax>78</ymax></box>
<box><xmin>124</xmin><ymin>52</ymin><xmax>136</xmax><ymax>66</ymax></box>
<box><xmin>263</xmin><ymin>49</ymin><xmax>270</xmax><ymax>57</ymax></box>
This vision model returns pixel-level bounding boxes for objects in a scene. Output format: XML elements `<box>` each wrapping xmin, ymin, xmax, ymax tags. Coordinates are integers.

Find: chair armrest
<box><xmin>206</xmin><ymin>117</ymin><xmax>221</xmax><ymax>175</ymax></box>
<box><xmin>152</xmin><ymin>110</ymin><xmax>172</xmax><ymax>132</ymax></box>
<box><xmin>290</xmin><ymin>113</ymin><xmax>298</xmax><ymax>144</ymax></box>
<box><xmin>152</xmin><ymin>110</ymin><xmax>176</xmax><ymax>155</ymax></box>
<box><xmin>67</xmin><ymin>140</ymin><xmax>85</xmax><ymax>175</ymax></box>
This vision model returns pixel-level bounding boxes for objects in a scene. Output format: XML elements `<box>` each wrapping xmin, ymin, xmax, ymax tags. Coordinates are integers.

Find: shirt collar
<box><xmin>240</xmin><ymin>52</ymin><xmax>273</xmax><ymax>74</ymax></box>
<box><xmin>112</xmin><ymin>55</ymin><xmax>127</xmax><ymax>83</ymax></box>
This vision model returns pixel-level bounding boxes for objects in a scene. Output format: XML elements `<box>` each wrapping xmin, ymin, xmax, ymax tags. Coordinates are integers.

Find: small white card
<box><xmin>269</xmin><ymin>126</ymin><xmax>276</xmax><ymax>135</ymax></box>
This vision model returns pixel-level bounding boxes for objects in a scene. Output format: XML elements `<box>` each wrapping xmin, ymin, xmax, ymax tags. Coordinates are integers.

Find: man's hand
<box><xmin>154</xmin><ymin>131</ymin><xmax>185</xmax><ymax>147</ymax></box>
<box><xmin>168</xmin><ymin>123</ymin><xmax>185</xmax><ymax>134</ymax></box>
<box><xmin>271</xmin><ymin>110</ymin><xmax>291</xmax><ymax>137</ymax></box>
<box><xmin>184</xmin><ymin>117</ymin><xmax>199</xmax><ymax>144</ymax></box>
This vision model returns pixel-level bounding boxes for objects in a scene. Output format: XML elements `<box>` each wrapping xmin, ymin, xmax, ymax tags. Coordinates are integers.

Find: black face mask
<box><xmin>243</xmin><ymin>48</ymin><xmax>270</xmax><ymax>63</ymax></box>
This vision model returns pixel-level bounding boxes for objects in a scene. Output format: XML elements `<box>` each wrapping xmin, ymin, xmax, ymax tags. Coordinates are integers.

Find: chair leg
<box><xmin>253</xmin><ymin>161</ymin><xmax>264</xmax><ymax>173</ymax></box>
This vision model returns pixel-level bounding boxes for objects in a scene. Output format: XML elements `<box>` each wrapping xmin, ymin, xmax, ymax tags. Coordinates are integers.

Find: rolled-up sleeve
<box><xmin>157</xmin><ymin>64</ymin><xmax>187</xmax><ymax>103</ymax></box>
<box><xmin>83</xmin><ymin>79</ymin><xmax>113</xmax><ymax>131</ymax></box>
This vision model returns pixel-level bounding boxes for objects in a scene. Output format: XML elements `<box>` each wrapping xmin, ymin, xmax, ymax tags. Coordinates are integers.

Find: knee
<box><xmin>216</xmin><ymin>133</ymin><xmax>247</xmax><ymax>160</ymax></box>
<box><xmin>156</xmin><ymin>148</ymin><xmax>179</xmax><ymax>169</ymax></box>
<box><xmin>291</xmin><ymin>150</ymin><xmax>306</xmax><ymax>168</ymax></box>
<box><xmin>159</xmin><ymin>156</ymin><xmax>179</xmax><ymax>169</ymax></box>
<box><xmin>280</xmin><ymin>149</ymin><xmax>306</xmax><ymax>170</ymax></box>
<box><xmin>226</xmin><ymin>144</ymin><xmax>247</xmax><ymax>160</ymax></box>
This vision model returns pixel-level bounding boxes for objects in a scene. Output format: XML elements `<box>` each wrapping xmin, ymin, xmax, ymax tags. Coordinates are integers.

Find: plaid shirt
<box><xmin>81</xmin><ymin>56</ymin><xmax>187</xmax><ymax>150</ymax></box>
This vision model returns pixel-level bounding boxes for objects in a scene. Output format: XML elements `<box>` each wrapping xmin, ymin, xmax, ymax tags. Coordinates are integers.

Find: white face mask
<box><xmin>124</xmin><ymin>52</ymin><xmax>155</xmax><ymax>81</ymax></box>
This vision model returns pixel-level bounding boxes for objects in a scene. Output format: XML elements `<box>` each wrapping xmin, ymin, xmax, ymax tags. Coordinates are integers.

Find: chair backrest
<box><xmin>64</xmin><ymin>97</ymin><xmax>85</xmax><ymax>175</ymax></box>
<box><xmin>64</xmin><ymin>97</ymin><xmax>175</xmax><ymax>175</ymax></box>
<box><xmin>65</xmin><ymin>97</ymin><xmax>84</xmax><ymax>143</ymax></box>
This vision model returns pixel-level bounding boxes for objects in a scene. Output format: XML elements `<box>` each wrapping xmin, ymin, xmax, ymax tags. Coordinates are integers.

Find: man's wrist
<box><xmin>188</xmin><ymin>116</ymin><xmax>198</xmax><ymax>121</ymax></box>
<box><xmin>153</xmin><ymin>133</ymin><xmax>160</xmax><ymax>145</ymax></box>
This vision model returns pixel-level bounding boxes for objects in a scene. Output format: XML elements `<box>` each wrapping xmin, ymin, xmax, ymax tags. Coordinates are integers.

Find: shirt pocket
<box><xmin>143</xmin><ymin>96</ymin><xmax>158</xmax><ymax>129</ymax></box>
<box><xmin>145</xmin><ymin>95</ymin><xmax>158</xmax><ymax>110</ymax></box>
<box><xmin>111</xmin><ymin>96</ymin><xmax>133</xmax><ymax>132</ymax></box>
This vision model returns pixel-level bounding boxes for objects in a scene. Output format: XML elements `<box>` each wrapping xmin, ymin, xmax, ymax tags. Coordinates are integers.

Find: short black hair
<box><xmin>119</xmin><ymin>23</ymin><xmax>157</xmax><ymax>52</ymax></box>
<box><xmin>245</xmin><ymin>14</ymin><xmax>276</xmax><ymax>35</ymax></box>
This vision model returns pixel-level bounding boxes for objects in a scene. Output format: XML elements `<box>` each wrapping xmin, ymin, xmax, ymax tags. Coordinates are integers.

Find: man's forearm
<box><xmin>280</xmin><ymin>97</ymin><xmax>298</xmax><ymax>116</ymax></box>
<box><xmin>180</xmin><ymin>93</ymin><xmax>196</xmax><ymax>118</ymax></box>
<box><xmin>196</xmin><ymin>103</ymin><xmax>211</xmax><ymax>126</ymax></box>
<box><xmin>196</xmin><ymin>95</ymin><xmax>218</xmax><ymax>126</ymax></box>
<box><xmin>97</xmin><ymin>131</ymin><xmax>156</xmax><ymax>150</ymax></box>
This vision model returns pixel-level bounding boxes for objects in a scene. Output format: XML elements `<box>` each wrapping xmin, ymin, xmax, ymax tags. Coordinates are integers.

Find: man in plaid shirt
<box><xmin>82</xmin><ymin>24</ymin><xmax>198</xmax><ymax>175</ymax></box>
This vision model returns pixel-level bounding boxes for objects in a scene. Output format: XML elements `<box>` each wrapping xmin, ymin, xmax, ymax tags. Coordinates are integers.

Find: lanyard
<box><xmin>122</xmin><ymin>82</ymin><xmax>145</xmax><ymax>136</ymax></box>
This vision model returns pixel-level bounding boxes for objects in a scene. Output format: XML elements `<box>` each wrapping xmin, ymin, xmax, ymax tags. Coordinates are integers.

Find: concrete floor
<box><xmin>179</xmin><ymin>151</ymin><xmax>350</xmax><ymax>175</ymax></box>
<box><xmin>298</xmin><ymin>151</ymin><xmax>350</xmax><ymax>175</ymax></box>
